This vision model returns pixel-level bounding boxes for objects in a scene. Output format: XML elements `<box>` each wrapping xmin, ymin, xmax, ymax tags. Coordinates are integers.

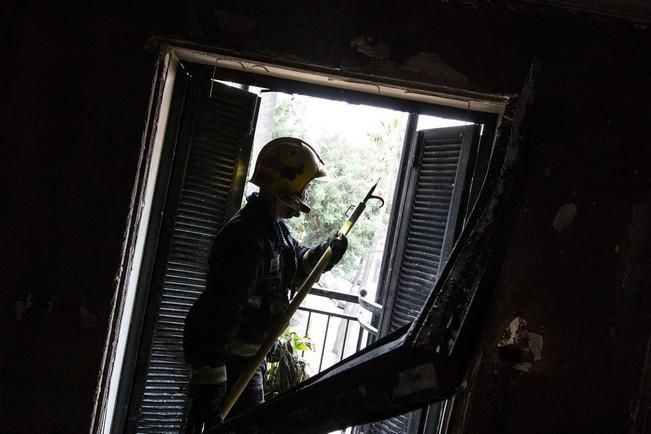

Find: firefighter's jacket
<box><xmin>183</xmin><ymin>194</ymin><xmax>311</xmax><ymax>369</ymax></box>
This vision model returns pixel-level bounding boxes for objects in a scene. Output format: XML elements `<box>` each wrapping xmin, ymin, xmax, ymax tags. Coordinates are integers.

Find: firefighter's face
<box><xmin>271</xmin><ymin>193</ymin><xmax>299</xmax><ymax>219</ymax></box>
<box><xmin>284</xmin><ymin>207</ymin><xmax>300</xmax><ymax>219</ymax></box>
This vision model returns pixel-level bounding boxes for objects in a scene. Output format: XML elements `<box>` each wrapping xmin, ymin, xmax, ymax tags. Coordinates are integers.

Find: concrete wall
<box><xmin>2</xmin><ymin>1</ymin><xmax>650</xmax><ymax>432</ymax></box>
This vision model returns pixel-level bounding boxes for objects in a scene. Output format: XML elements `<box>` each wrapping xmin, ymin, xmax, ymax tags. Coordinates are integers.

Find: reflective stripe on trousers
<box><xmin>229</xmin><ymin>340</ymin><xmax>262</xmax><ymax>358</ymax></box>
<box><xmin>190</xmin><ymin>365</ymin><xmax>227</xmax><ymax>385</ymax></box>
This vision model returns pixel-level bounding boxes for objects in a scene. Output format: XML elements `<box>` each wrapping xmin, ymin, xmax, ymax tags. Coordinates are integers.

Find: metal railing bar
<box><xmin>358</xmin><ymin>293</ymin><xmax>383</xmax><ymax>315</ymax></box>
<box><xmin>340</xmin><ymin>319</ymin><xmax>350</xmax><ymax>361</ymax></box>
<box><xmin>290</xmin><ymin>288</ymin><xmax>382</xmax><ymax>372</ymax></box>
<box><xmin>298</xmin><ymin>306</ymin><xmax>357</xmax><ymax>321</ymax></box>
<box><xmin>302</xmin><ymin>311</ymin><xmax>312</xmax><ymax>358</ymax></box>
<box><xmin>358</xmin><ymin>316</ymin><xmax>379</xmax><ymax>335</ymax></box>
<box><xmin>356</xmin><ymin>327</ymin><xmax>364</xmax><ymax>352</ymax></box>
<box><xmin>318</xmin><ymin>315</ymin><xmax>331</xmax><ymax>372</ymax></box>
<box><xmin>309</xmin><ymin>286</ymin><xmax>359</xmax><ymax>303</ymax></box>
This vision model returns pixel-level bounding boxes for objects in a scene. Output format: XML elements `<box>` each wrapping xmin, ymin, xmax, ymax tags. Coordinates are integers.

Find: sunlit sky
<box><xmin>281</xmin><ymin>94</ymin><xmax>406</xmax><ymax>145</ymax></box>
<box><xmin>237</xmin><ymin>86</ymin><xmax>473</xmax><ymax>296</ymax></box>
<box><xmin>242</xmin><ymin>85</ymin><xmax>471</xmax><ymax>202</ymax></box>
<box><xmin>273</xmin><ymin>92</ymin><xmax>468</xmax><ymax>147</ymax></box>
<box><xmin>229</xmin><ymin>82</ymin><xmax>470</xmax><ymax>150</ymax></box>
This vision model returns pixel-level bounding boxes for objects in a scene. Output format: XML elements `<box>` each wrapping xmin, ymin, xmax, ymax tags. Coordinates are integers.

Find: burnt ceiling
<box><xmin>516</xmin><ymin>0</ymin><xmax>651</xmax><ymax>24</ymax></box>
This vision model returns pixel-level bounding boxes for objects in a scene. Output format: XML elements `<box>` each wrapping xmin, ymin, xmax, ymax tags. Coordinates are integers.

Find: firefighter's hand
<box><xmin>304</xmin><ymin>235</ymin><xmax>347</xmax><ymax>272</ymax></box>
<box><xmin>327</xmin><ymin>234</ymin><xmax>347</xmax><ymax>270</ymax></box>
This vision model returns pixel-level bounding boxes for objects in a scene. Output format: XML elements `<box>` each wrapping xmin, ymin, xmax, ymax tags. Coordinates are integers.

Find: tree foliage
<box><xmin>271</xmin><ymin>94</ymin><xmax>405</xmax><ymax>280</ymax></box>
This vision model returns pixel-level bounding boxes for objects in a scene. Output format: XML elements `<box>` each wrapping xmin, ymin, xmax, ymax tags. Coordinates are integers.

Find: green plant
<box><xmin>264</xmin><ymin>329</ymin><xmax>314</xmax><ymax>399</ymax></box>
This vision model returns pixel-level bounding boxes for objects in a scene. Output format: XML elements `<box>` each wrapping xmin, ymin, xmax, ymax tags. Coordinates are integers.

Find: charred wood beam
<box><xmin>210</xmin><ymin>63</ymin><xmax>537</xmax><ymax>434</ymax></box>
<box><xmin>408</xmin><ymin>61</ymin><xmax>537</xmax><ymax>383</ymax></box>
<box><xmin>210</xmin><ymin>329</ymin><xmax>446</xmax><ymax>434</ymax></box>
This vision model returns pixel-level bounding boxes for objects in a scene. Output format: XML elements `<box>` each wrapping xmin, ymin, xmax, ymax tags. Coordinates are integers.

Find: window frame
<box><xmin>92</xmin><ymin>41</ymin><xmax>508</xmax><ymax>434</ymax></box>
<box><xmin>118</xmin><ymin>67</ymin><xmax>262</xmax><ymax>433</ymax></box>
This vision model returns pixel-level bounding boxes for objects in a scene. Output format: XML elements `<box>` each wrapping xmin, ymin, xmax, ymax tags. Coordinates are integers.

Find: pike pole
<box><xmin>216</xmin><ymin>181</ymin><xmax>384</xmax><ymax>423</ymax></box>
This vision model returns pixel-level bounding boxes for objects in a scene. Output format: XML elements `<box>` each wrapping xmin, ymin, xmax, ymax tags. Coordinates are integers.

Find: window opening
<box><xmin>203</xmin><ymin>78</ymin><xmax>487</xmax><ymax>434</ymax></box>
<box><xmin>230</xmin><ymin>87</ymin><xmax>470</xmax><ymax>377</ymax></box>
<box><xmin>102</xmin><ymin>47</ymin><xmax>505</xmax><ymax>434</ymax></box>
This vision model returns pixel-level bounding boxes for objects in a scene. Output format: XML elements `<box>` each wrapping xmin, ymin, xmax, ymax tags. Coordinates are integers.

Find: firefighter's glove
<box><xmin>305</xmin><ymin>234</ymin><xmax>348</xmax><ymax>273</ymax></box>
<box><xmin>328</xmin><ymin>234</ymin><xmax>348</xmax><ymax>270</ymax></box>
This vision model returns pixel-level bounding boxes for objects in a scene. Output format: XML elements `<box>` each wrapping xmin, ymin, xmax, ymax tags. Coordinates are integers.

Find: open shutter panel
<box><xmin>384</xmin><ymin>125</ymin><xmax>479</xmax><ymax>333</ymax></box>
<box><xmin>130</xmin><ymin>79</ymin><xmax>259</xmax><ymax>433</ymax></box>
<box><xmin>368</xmin><ymin>125</ymin><xmax>479</xmax><ymax>434</ymax></box>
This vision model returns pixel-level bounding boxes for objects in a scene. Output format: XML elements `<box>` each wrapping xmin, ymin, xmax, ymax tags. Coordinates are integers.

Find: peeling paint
<box><xmin>401</xmin><ymin>53</ymin><xmax>468</xmax><ymax>83</ymax></box>
<box><xmin>500</xmin><ymin>316</ymin><xmax>529</xmax><ymax>347</ymax></box>
<box><xmin>553</xmin><ymin>202</ymin><xmax>578</xmax><ymax>232</ymax></box>
<box><xmin>497</xmin><ymin>317</ymin><xmax>544</xmax><ymax>373</ymax></box>
<box><xmin>350</xmin><ymin>36</ymin><xmax>391</xmax><ymax>59</ymax></box>
<box><xmin>528</xmin><ymin>332</ymin><xmax>544</xmax><ymax>361</ymax></box>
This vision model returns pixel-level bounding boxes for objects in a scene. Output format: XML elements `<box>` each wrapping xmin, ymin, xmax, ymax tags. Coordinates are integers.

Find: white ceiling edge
<box><xmin>173</xmin><ymin>46</ymin><xmax>507</xmax><ymax>115</ymax></box>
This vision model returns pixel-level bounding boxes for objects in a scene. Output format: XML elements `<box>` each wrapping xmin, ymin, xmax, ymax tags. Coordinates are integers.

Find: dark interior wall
<box><xmin>455</xmin><ymin>37</ymin><xmax>651</xmax><ymax>433</ymax></box>
<box><xmin>2</xmin><ymin>1</ymin><xmax>650</xmax><ymax>433</ymax></box>
<box><xmin>0</xmin><ymin>3</ymin><xmax>179</xmax><ymax>433</ymax></box>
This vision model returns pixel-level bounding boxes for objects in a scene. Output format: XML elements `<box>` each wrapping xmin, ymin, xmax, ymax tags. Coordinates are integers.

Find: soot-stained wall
<box><xmin>451</xmin><ymin>37</ymin><xmax>651</xmax><ymax>433</ymax></box>
<box><xmin>2</xmin><ymin>1</ymin><xmax>650</xmax><ymax>433</ymax></box>
<box><xmin>1</xmin><ymin>4</ymin><xmax>177</xmax><ymax>433</ymax></box>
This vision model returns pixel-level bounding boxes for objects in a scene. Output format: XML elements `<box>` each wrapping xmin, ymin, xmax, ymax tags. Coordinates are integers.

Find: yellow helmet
<box><xmin>250</xmin><ymin>137</ymin><xmax>326</xmax><ymax>213</ymax></box>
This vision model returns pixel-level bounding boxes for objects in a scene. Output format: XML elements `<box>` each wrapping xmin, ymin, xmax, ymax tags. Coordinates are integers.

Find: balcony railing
<box><xmin>293</xmin><ymin>286</ymin><xmax>382</xmax><ymax>375</ymax></box>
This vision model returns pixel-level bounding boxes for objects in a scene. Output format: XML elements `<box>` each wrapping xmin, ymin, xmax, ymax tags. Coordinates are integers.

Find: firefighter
<box><xmin>183</xmin><ymin>137</ymin><xmax>347</xmax><ymax>433</ymax></box>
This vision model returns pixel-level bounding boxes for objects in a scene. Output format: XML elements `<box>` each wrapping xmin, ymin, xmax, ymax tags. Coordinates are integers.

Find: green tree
<box><xmin>271</xmin><ymin>94</ymin><xmax>405</xmax><ymax>280</ymax></box>
<box><xmin>271</xmin><ymin>95</ymin><xmax>307</xmax><ymax>139</ymax></box>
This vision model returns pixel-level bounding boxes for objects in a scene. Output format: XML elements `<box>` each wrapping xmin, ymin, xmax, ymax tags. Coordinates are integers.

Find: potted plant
<box><xmin>264</xmin><ymin>328</ymin><xmax>314</xmax><ymax>399</ymax></box>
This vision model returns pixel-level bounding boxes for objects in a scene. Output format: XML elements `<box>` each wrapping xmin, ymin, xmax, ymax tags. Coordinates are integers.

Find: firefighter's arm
<box><xmin>298</xmin><ymin>233</ymin><xmax>348</xmax><ymax>274</ymax></box>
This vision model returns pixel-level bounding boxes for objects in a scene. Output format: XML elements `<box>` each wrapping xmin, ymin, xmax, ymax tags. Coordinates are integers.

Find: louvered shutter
<box><xmin>126</xmin><ymin>77</ymin><xmax>259</xmax><ymax>433</ymax></box>
<box><xmin>384</xmin><ymin>125</ymin><xmax>478</xmax><ymax>334</ymax></box>
<box><xmin>367</xmin><ymin>125</ymin><xmax>479</xmax><ymax>434</ymax></box>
